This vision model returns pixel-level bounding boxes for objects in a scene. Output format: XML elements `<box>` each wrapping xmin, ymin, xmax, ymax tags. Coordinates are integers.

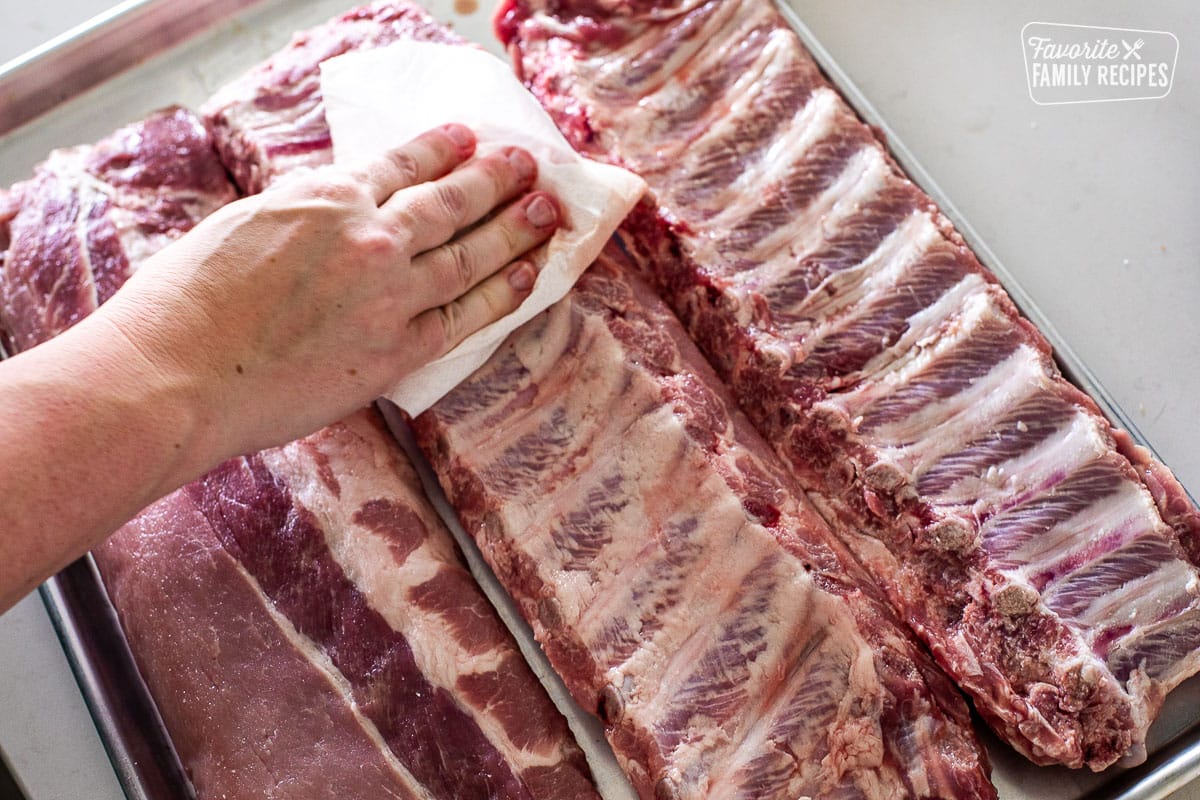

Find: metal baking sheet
<box><xmin>1</xmin><ymin>1</ymin><xmax>1196</xmax><ymax>798</ymax></box>
<box><xmin>38</xmin><ymin>557</ymin><xmax>194</xmax><ymax>800</ymax></box>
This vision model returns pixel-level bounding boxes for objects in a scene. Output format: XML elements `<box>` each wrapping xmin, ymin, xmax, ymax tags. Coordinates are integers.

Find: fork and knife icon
<box><xmin>1122</xmin><ymin>38</ymin><xmax>1145</xmax><ymax>60</ymax></box>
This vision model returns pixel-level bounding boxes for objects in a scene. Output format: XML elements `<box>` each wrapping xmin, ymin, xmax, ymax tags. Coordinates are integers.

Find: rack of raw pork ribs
<box><xmin>2</xmin><ymin>0</ymin><xmax>1199</xmax><ymax>798</ymax></box>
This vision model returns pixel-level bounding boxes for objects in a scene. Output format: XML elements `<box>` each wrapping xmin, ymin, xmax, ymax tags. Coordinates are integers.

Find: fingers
<box><xmin>412</xmin><ymin>192</ymin><xmax>560</xmax><ymax>309</ymax></box>
<box><xmin>385</xmin><ymin>146</ymin><xmax>537</xmax><ymax>253</ymax></box>
<box><xmin>348</xmin><ymin>124</ymin><xmax>476</xmax><ymax>205</ymax></box>
<box><xmin>414</xmin><ymin>260</ymin><xmax>539</xmax><ymax>359</ymax></box>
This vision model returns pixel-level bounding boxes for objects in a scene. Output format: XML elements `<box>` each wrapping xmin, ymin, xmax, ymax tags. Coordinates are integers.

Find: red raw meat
<box><xmin>498</xmin><ymin>0</ymin><xmax>1200</xmax><ymax>770</ymax></box>
<box><xmin>202</xmin><ymin>1</ymin><xmax>466</xmax><ymax>193</ymax></box>
<box><xmin>0</xmin><ymin>107</ymin><xmax>235</xmax><ymax>353</ymax></box>
<box><xmin>413</xmin><ymin>245</ymin><xmax>995</xmax><ymax>799</ymax></box>
<box><xmin>97</xmin><ymin>407</ymin><xmax>597</xmax><ymax>800</ymax></box>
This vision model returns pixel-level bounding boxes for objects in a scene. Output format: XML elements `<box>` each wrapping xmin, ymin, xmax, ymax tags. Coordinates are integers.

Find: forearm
<box><xmin>0</xmin><ymin>311</ymin><xmax>220</xmax><ymax>611</ymax></box>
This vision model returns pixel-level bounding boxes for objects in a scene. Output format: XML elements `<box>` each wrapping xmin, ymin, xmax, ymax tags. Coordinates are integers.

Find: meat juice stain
<box><xmin>454</xmin><ymin>0</ymin><xmax>479</xmax><ymax>14</ymax></box>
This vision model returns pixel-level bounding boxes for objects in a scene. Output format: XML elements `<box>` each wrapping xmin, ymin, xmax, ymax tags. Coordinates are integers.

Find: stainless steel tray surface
<box><xmin>1</xmin><ymin>1</ymin><xmax>1196</xmax><ymax>799</ymax></box>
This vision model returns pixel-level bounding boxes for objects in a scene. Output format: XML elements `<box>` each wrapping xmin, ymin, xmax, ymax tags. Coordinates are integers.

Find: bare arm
<box><xmin>0</xmin><ymin>124</ymin><xmax>560</xmax><ymax>611</ymax></box>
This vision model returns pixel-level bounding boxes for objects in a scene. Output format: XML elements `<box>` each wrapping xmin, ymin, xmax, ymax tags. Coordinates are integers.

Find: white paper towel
<box><xmin>319</xmin><ymin>40</ymin><xmax>645</xmax><ymax>416</ymax></box>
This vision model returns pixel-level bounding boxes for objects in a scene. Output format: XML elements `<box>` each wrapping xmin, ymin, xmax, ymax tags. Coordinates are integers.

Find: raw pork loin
<box><xmin>498</xmin><ymin>0</ymin><xmax>1200</xmax><ymax>770</ymax></box>
<box><xmin>0</xmin><ymin>107</ymin><xmax>235</xmax><ymax>353</ymax></box>
<box><xmin>97</xmin><ymin>408</ymin><xmax>598</xmax><ymax>800</ymax></box>
<box><xmin>414</xmin><ymin>246</ymin><xmax>996</xmax><ymax>800</ymax></box>
<box><xmin>202</xmin><ymin>1</ymin><xmax>466</xmax><ymax>193</ymax></box>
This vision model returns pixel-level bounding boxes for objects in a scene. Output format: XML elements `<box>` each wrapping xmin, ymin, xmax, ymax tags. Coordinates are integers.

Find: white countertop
<box><xmin>0</xmin><ymin>2</ymin><xmax>1197</xmax><ymax>799</ymax></box>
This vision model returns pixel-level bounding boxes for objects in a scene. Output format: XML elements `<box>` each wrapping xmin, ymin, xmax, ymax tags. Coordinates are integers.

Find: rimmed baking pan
<box><xmin>1</xmin><ymin>1</ymin><xmax>1195</xmax><ymax>798</ymax></box>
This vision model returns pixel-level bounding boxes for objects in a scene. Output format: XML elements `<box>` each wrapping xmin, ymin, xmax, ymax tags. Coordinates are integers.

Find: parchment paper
<box><xmin>320</xmin><ymin>40</ymin><xmax>646</xmax><ymax>415</ymax></box>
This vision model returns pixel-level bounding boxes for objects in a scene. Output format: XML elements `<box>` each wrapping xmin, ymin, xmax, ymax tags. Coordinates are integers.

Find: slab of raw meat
<box><xmin>413</xmin><ymin>245</ymin><xmax>995</xmax><ymax>800</ymax></box>
<box><xmin>202</xmin><ymin>0</ymin><xmax>466</xmax><ymax>194</ymax></box>
<box><xmin>96</xmin><ymin>467</ymin><xmax>434</xmax><ymax>800</ymax></box>
<box><xmin>0</xmin><ymin>106</ymin><xmax>236</xmax><ymax>353</ymax></box>
<box><xmin>97</xmin><ymin>407</ymin><xmax>598</xmax><ymax>800</ymax></box>
<box><xmin>499</xmin><ymin>0</ymin><xmax>1200</xmax><ymax>771</ymax></box>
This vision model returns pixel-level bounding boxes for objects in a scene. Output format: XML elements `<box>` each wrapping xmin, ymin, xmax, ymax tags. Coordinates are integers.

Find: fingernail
<box><xmin>524</xmin><ymin>194</ymin><xmax>558</xmax><ymax>228</ymax></box>
<box><xmin>442</xmin><ymin>124</ymin><xmax>475</xmax><ymax>153</ymax></box>
<box><xmin>508</xmin><ymin>262</ymin><xmax>536</xmax><ymax>293</ymax></box>
<box><xmin>507</xmin><ymin>148</ymin><xmax>537</xmax><ymax>181</ymax></box>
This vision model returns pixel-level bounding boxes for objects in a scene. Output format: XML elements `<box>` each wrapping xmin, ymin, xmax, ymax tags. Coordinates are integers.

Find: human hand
<box><xmin>89</xmin><ymin>123</ymin><xmax>559</xmax><ymax>459</ymax></box>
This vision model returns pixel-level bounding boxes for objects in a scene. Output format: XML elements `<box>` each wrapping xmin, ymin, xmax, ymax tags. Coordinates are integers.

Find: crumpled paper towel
<box><xmin>320</xmin><ymin>40</ymin><xmax>646</xmax><ymax>416</ymax></box>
